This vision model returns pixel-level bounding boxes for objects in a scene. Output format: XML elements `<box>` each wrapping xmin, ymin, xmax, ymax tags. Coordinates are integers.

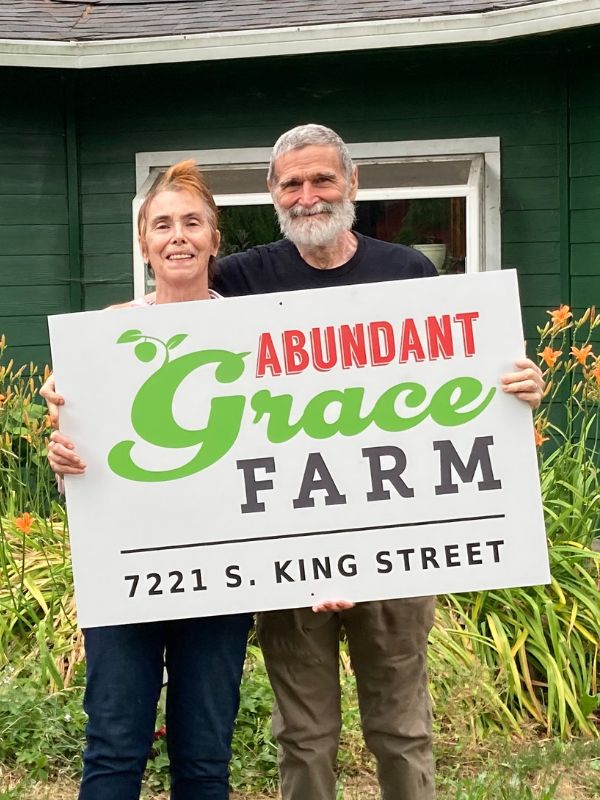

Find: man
<box><xmin>45</xmin><ymin>124</ymin><xmax>544</xmax><ymax>800</ymax></box>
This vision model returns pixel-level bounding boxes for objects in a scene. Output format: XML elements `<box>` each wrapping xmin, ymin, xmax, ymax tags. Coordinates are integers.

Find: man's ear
<box><xmin>348</xmin><ymin>166</ymin><xmax>359</xmax><ymax>201</ymax></box>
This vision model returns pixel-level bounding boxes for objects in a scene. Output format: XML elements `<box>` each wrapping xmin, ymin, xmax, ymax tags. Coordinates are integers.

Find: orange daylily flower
<box><xmin>539</xmin><ymin>347</ymin><xmax>562</xmax><ymax>368</ymax></box>
<box><xmin>534</xmin><ymin>417</ymin><xmax>549</xmax><ymax>447</ymax></box>
<box><xmin>0</xmin><ymin>393</ymin><xmax>5</xmax><ymax>406</ymax></box>
<box><xmin>592</xmin><ymin>364</ymin><xmax>600</xmax><ymax>385</ymax></box>
<box><xmin>15</xmin><ymin>512</ymin><xmax>32</xmax><ymax>534</ymax></box>
<box><xmin>547</xmin><ymin>304</ymin><xmax>572</xmax><ymax>330</ymax></box>
<box><xmin>571</xmin><ymin>344</ymin><xmax>594</xmax><ymax>365</ymax></box>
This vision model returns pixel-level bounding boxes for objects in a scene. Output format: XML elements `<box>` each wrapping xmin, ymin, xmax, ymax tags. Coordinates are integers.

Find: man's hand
<box><xmin>40</xmin><ymin>373</ymin><xmax>64</xmax><ymax>429</ymax></box>
<box><xmin>48</xmin><ymin>430</ymin><xmax>86</xmax><ymax>476</ymax></box>
<box><xmin>500</xmin><ymin>358</ymin><xmax>544</xmax><ymax>410</ymax></box>
<box><xmin>312</xmin><ymin>600</ymin><xmax>355</xmax><ymax>613</ymax></box>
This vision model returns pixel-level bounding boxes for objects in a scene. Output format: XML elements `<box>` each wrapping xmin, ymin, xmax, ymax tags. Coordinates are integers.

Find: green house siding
<box><xmin>74</xmin><ymin>46</ymin><xmax>565</xmax><ymax>348</ymax></box>
<box><xmin>1</xmin><ymin>28</ymin><xmax>599</xmax><ymax>368</ymax></box>
<box><xmin>0</xmin><ymin>71</ymin><xmax>71</xmax><ymax>368</ymax></box>
<box><xmin>570</xmin><ymin>51</ymin><xmax>600</xmax><ymax>343</ymax></box>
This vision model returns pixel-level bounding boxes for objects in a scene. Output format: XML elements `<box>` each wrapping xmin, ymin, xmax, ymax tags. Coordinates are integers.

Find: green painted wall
<box><xmin>74</xmin><ymin>42</ymin><xmax>567</xmax><ymax>347</ymax></box>
<box><xmin>1</xmin><ymin>28</ymin><xmax>599</xmax><ymax>368</ymax></box>
<box><xmin>0</xmin><ymin>70</ymin><xmax>71</xmax><ymax>368</ymax></box>
<box><xmin>570</xmin><ymin>49</ymin><xmax>600</xmax><ymax>342</ymax></box>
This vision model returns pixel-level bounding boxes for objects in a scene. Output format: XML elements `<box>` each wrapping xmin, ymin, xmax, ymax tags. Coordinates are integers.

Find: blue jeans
<box><xmin>79</xmin><ymin>614</ymin><xmax>253</xmax><ymax>800</ymax></box>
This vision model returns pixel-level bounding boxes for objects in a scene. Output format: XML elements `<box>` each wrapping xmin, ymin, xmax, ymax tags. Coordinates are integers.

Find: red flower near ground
<box><xmin>153</xmin><ymin>725</ymin><xmax>166</xmax><ymax>740</ymax></box>
<box><xmin>15</xmin><ymin>512</ymin><xmax>32</xmax><ymax>534</ymax></box>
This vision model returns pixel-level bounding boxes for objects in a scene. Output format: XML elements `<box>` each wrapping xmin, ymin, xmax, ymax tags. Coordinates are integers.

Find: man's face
<box><xmin>269</xmin><ymin>144</ymin><xmax>358</xmax><ymax>247</ymax></box>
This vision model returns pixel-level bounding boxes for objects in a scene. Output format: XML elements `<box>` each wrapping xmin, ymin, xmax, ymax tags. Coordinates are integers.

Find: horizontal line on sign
<box><xmin>120</xmin><ymin>513</ymin><xmax>506</xmax><ymax>555</ymax></box>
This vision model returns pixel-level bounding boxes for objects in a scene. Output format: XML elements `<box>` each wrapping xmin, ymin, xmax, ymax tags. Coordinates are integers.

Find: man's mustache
<box><xmin>288</xmin><ymin>202</ymin><xmax>335</xmax><ymax>219</ymax></box>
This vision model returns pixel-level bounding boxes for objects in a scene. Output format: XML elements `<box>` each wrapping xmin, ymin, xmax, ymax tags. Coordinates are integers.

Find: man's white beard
<box><xmin>275</xmin><ymin>199</ymin><xmax>356</xmax><ymax>248</ymax></box>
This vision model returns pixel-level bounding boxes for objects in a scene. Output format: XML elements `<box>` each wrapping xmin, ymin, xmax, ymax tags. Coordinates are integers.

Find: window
<box><xmin>133</xmin><ymin>138</ymin><xmax>500</xmax><ymax>296</ymax></box>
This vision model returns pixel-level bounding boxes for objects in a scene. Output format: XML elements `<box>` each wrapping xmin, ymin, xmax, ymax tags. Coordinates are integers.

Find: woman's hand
<box><xmin>312</xmin><ymin>600</ymin><xmax>355</xmax><ymax>613</ymax></box>
<box><xmin>501</xmin><ymin>358</ymin><xmax>544</xmax><ymax>410</ymax></box>
<box><xmin>40</xmin><ymin>373</ymin><xmax>64</xmax><ymax>429</ymax></box>
<box><xmin>48</xmin><ymin>430</ymin><xmax>86</xmax><ymax>476</ymax></box>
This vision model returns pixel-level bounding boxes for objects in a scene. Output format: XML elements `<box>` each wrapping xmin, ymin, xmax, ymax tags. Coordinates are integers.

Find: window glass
<box><xmin>216</xmin><ymin>196</ymin><xmax>466</xmax><ymax>274</ymax></box>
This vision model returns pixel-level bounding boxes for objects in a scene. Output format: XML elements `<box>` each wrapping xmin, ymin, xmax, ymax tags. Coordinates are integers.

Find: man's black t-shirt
<box><xmin>212</xmin><ymin>233</ymin><xmax>437</xmax><ymax>296</ymax></box>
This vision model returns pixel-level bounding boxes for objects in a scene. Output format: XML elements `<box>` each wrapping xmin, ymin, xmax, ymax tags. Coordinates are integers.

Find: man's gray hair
<box><xmin>268</xmin><ymin>124</ymin><xmax>354</xmax><ymax>184</ymax></box>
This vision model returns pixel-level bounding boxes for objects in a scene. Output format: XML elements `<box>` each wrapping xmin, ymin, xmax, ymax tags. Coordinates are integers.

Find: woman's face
<box><xmin>141</xmin><ymin>189</ymin><xmax>220</xmax><ymax>289</ymax></box>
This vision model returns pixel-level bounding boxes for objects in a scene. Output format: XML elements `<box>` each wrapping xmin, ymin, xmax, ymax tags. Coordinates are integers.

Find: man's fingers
<box><xmin>312</xmin><ymin>600</ymin><xmax>355</xmax><ymax>613</ymax></box>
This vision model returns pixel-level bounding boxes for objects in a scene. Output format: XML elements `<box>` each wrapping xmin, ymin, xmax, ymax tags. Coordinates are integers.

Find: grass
<box><xmin>3</xmin><ymin>738</ymin><xmax>600</xmax><ymax>799</ymax></box>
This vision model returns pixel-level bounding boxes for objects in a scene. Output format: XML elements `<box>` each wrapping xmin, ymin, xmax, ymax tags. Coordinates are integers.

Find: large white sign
<box><xmin>49</xmin><ymin>270</ymin><xmax>549</xmax><ymax>628</ymax></box>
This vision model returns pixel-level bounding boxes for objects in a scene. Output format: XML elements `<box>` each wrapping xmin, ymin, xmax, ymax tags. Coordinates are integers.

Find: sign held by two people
<box><xmin>49</xmin><ymin>270</ymin><xmax>550</xmax><ymax>628</ymax></box>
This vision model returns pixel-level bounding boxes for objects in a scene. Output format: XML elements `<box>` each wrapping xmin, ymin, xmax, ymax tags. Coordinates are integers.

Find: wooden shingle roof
<box><xmin>0</xmin><ymin>0</ymin><xmax>571</xmax><ymax>41</ymax></box>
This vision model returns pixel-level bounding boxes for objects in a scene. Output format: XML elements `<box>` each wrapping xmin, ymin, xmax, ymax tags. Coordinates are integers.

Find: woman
<box><xmin>46</xmin><ymin>160</ymin><xmax>253</xmax><ymax>800</ymax></box>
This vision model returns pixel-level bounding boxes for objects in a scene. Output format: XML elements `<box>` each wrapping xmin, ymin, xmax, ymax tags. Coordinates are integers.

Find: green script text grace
<box><xmin>107</xmin><ymin>348</ymin><xmax>496</xmax><ymax>482</ymax></box>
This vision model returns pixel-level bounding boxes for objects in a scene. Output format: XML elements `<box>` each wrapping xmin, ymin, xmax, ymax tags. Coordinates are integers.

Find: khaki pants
<box><xmin>257</xmin><ymin>597</ymin><xmax>436</xmax><ymax>800</ymax></box>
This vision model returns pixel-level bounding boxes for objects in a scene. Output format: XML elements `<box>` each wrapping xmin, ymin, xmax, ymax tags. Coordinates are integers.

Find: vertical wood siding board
<box><xmin>64</xmin><ymin>74</ymin><xmax>83</xmax><ymax>314</ymax></box>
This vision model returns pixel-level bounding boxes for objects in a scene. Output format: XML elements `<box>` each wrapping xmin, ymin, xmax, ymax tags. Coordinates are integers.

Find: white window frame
<box><xmin>133</xmin><ymin>137</ymin><xmax>500</xmax><ymax>298</ymax></box>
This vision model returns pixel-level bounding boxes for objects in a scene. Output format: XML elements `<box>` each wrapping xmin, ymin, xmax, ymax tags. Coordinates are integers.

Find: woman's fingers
<box><xmin>40</xmin><ymin>373</ymin><xmax>65</xmax><ymax>429</ymax></box>
<box><xmin>48</xmin><ymin>432</ymin><xmax>86</xmax><ymax>475</ymax></box>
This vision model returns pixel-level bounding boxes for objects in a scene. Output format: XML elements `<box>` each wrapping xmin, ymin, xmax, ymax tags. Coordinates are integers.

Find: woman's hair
<box><xmin>138</xmin><ymin>159</ymin><xmax>219</xmax><ymax>244</ymax></box>
<box><xmin>138</xmin><ymin>159</ymin><xmax>220</xmax><ymax>283</ymax></box>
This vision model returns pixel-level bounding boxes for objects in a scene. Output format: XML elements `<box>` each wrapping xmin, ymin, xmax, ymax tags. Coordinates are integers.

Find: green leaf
<box><xmin>166</xmin><ymin>334</ymin><xmax>188</xmax><ymax>350</ymax></box>
<box><xmin>579</xmin><ymin>693</ymin><xmax>599</xmax><ymax>717</ymax></box>
<box><xmin>117</xmin><ymin>329</ymin><xmax>144</xmax><ymax>344</ymax></box>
